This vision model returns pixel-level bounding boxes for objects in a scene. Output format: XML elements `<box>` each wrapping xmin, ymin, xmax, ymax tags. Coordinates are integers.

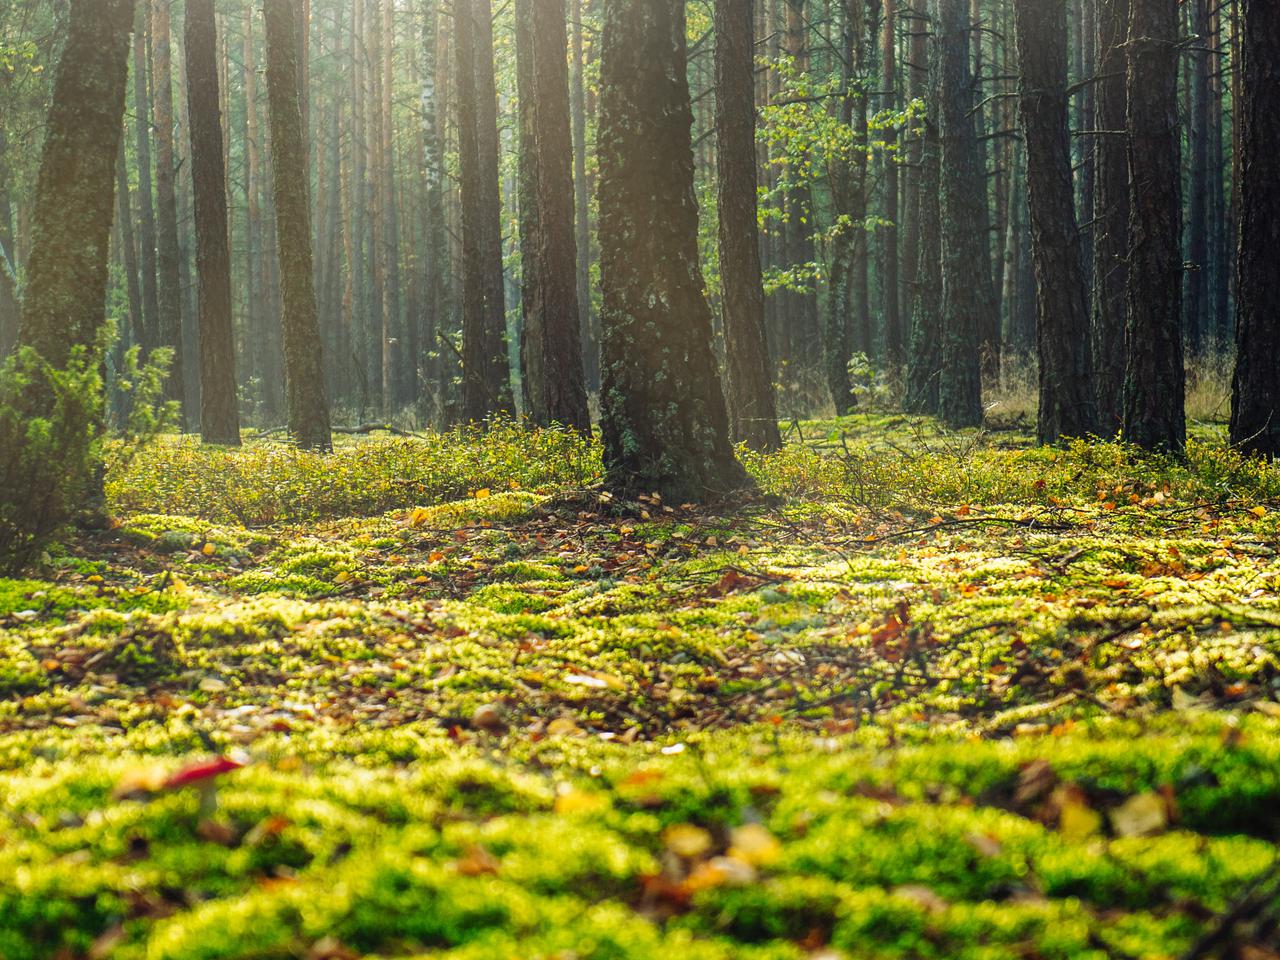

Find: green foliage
<box><xmin>0</xmin><ymin>347</ymin><xmax>102</xmax><ymax>574</ymax></box>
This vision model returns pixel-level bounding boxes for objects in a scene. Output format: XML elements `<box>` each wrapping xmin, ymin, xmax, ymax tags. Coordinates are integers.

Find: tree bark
<box><xmin>881</xmin><ymin>0</ymin><xmax>902</xmax><ymax>364</ymax></box>
<box><xmin>151</xmin><ymin>0</ymin><xmax>187</xmax><ymax>424</ymax></box>
<box><xmin>597</xmin><ymin>0</ymin><xmax>749</xmax><ymax>501</ymax></box>
<box><xmin>185</xmin><ymin>0</ymin><xmax>240</xmax><ymax>445</ymax></box>
<box><xmin>715</xmin><ymin>0</ymin><xmax>781</xmax><ymax>451</ymax></box>
<box><xmin>515</xmin><ymin>0</ymin><xmax>591</xmax><ymax>432</ymax></box>
<box><xmin>263</xmin><ymin>0</ymin><xmax>332</xmax><ymax>451</ymax></box>
<box><xmin>1122</xmin><ymin>0</ymin><xmax>1185</xmax><ymax>453</ymax></box>
<box><xmin>1014</xmin><ymin>0</ymin><xmax>1098</xmax><ymax>444</ymax></box>
<box><xmin>935</xmin><ymin>0</ymin><xmax>992</xmax><ymax>428</ymax></box>
<box><xmin>571</xmin><ymin>0</ymin><xmax>598</xmax><ymax>393</ymax></box>
<box><xmin>133</xmin><ymin>3</ymin><xmax>161</xmax><ymax>357</ymax></box>
<box><xmin>455</xmin><ymin>0</ymin><xmax>512</xmax><ymax>421</ymax></box>
<box><xmin>1228</xmin><ymin>0</ymin><xmax>1280</xmax><ymax>456</ymax></box>
<box><xmin>18</xmin><ymin>0</ymin><xmax>135</xmax><ymax>368</ymax></box>
<box><xmin>115</xmin><ymin>139</ymin><xmax>145</xmax><ymax>351</ymax></box>
<box><xmin>1091</xmin><ymin>0</ymin><xmax>1128</xmax><ymax>433</ymax></box>
<box><xmin>1184</xmin><ymin>0</ymin><xmax>1210</xmax><ymax>357</ymax></box>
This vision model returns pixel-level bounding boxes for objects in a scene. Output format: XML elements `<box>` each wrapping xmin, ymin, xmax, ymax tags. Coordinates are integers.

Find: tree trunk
<box><xmin>597</xmin><ymin>0</ymin><xmax>749</xmax><ymax>501</ymax></box>
<box><xmin>0</xmin><ymin>108</ymin><xmax>19</xmax><ymax>359</ymax></box>
<box><xmin>881</xmin><ymin>0</ymin><xmax>902</xmax><ymax>364</ymax></box>
<box><xmin>151</xmin><ymin>0</ymin><xmax>187</xmax><ymax>425</ymax></box>
<box><xmin>263</xmin><ymin>0</ymin><xmax>332</xmax><ymax>451</ymax></box>
<box><xmin>1122</xmin><ymin>0</ymin><xmax>1185</xmax><ymax>453</ymax></box>
<box><xmin>1184</xmin><ymin>0</ymin><xmax>1210</xmax><ymax>357</ymax></box>
<box><xmin>716</xmin><ymin>0</ymin><xmax>781</xmax><ymax>451</ymax></box>
<box><xmin>1014</xmin><ymin>0</ymin><xmax>1098</xmax><ymax>444</ymax></box>
<box><xmin>134</xmin><ymin>3</ymin><xmax>161</xmax><ymax>357</ymax></box>
<box><xmin>571</xmin><ymin>0</ymin><xmax>598</xmax><ymax>393</ymax></box>
<box><xmin>935</xmin><ymin>0</ymin><xmax>992</xmax><ymax>428</ymax></box>
<box><xmin>18</xmin><ymin>0</ymin><xmax>135</xmax><ymax>368</ymax></box>
<box><xmin>1228</xmin><ymin>0</ymin><xmax>1280</xmax><ymax>456</ymax></box>
<box><xmin>1092</xmin><ymin>0</ymin><xmax>1128</xmax><ymax>433</ymax></box>
<box><xmin>419</xmin><ymin>0</ymin><xmax>448</xmax><ymax>416</ymax></box>
<box><xmin>515</xmin><ymin>0</ymin><xmax>591</xmax><ymax>432</ymax></box>
<box><xmin>904</xmin><ymin>0</ymin><xmax>941</xmax><ymax>414</ymax></box>
<box><xmin>782</xmin><ymin>0</ymin><xmax>821</xmax><ymax>368</ymax></box>
<box><xmin>456</xmin><ymin>0</ymin><xmax>512</xmax><ymax>421</ymax></box>
<box><xmin>185</xmin><ymin>0</ymin><xmax>240</xmax><ymax>445</ymax></box>
<box><xmin>115</xmin><ymin>139</ymin><xmax>145</xmax><ymax>351</ymax></box>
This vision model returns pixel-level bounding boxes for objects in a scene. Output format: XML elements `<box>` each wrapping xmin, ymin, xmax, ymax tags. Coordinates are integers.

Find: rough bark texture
<box><xmin>571</xmin><ymin>0</ymin><xmax>598</xmax><ymax>392</ymax></box>
<box><xmin>263</xmin><ymin>0</ymin><xmax>332</xmax><ymax>451</ymax></box>
<box><xmin>18</xmin><ymin>0</ymin><xmax>135</xmax><ymax>367</ymax></box>
<box><xmin>515</xmin><ymin>0</ymin><xmax>591</xmax><ymax>432</ymax></box>
<box><xmin>1184</xmin><ymin>0</ymin><xmax>1210</xmax><ymax>355</ymax></box>
<box><xmin>420</xmin><ymin>0</ymin><xmax>448</xmax><ymax>415</ymax></box>
<box><xmin>185</xmin><ymin>0</ymin><xmax>240</xmax><ymax>445</ymax></box>
<box><xmin>133</xmin><ymin>4</ymin><xmax>161</xmax><ymax>357</ymax></box>
<box><xmin>0</xmin><ymin>116</ymin><xmax>21</xmax><ymax>358</ymax></box>
<box><xmin>1091</xmin><ymin>0</ymin><xmax>1128</xmax><ymax>434</ymax></box>
<box><xmin>935</xmin><ymin>0</ymin><xmax>991</xmax><ymax>428</ymax></box>
<box><xmin>881</xmin><ymin>0</ymin><xmax>902</xmax><ymax>364</ymax></box>
<box><xmin>151</xmin><ymin>0</ymin><xmax>188</xmax><ymax>422</ymax></box>
<box><xmin>1121</xmin><ymin>0</ymin><xmax>1185</xmax><ymax>453</ymax></box>
<box><xmin>1228</xmin><ymin>0</ymin><xmax>1280</xmax><ymax>456</ymax></box>
<box><xmin>715</xmin><ymin>0</ymin><xmax>781</xmax><ymax>451</ymax></box>
<box><xmin>455</xmin><ymin>0</ymin><xmax>512</xmax><ymax>422</ymax></box>
<box><xmin>1014</xmin><ymin>0</ymin><xmax>1098</xmax><ymax>444</ymax></box>
<box><xmin>904</xmin><ymin>0</ymin><xmax>942</xmax><ymax>415</ymax></box>
<box><xmin>597</xmin><ymin>0</ymin><xmax>749</xmax><ymax>502</ymax></box>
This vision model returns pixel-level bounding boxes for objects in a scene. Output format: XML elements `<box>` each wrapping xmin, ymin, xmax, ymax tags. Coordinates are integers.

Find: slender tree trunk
<box><xmin>881</xmin><ymin>0</ymin><xmax>902</xmax><ymax>364</ymax></box>
<box><xmin>597</xmin><ymin>0</ymin><xmax>748</xmax><ymax>501</ymax></box>
<box><xmin>1184</xmin><ymin>0</ymin><xmax>1210</xmax><ymax>357</ymax></box>
<box><xmin>1122</xmin><ymin>0</ymin><xmax>1185</xmax><ymax>452</ymax></box>
<box><xmin>185</xmin><ymin>0</ymin><xmax>240</xmax><ymax>445</ymax></box>
<box><xmin>18</xmin><ymin>0</ymin><xmax>135</xmax><ymax>368</ymax></box>
<box><xmin>455</xmin><ymin>0</ymin><xmax>512</xmax><ymax>420</ymax></box>
<box><xmin>783</xmin><ymin>0</ymin><xmax>821</xmax><ymax>368</ymax></box>
<box><xmin>263</xmin><ymin>0</ymin><xmax>332</xmax><ymax>451</ymax></box>
<box><xmin>571</xmin><ymin>0</ymin><xmax>598</xmax><ymax>393</ymax></box>
<box><xmin>1092</xmin><ymin>0</ymin><xmax>1129</xmax><ymax>433</ymax></box>
<box><xmin>715</xmin><ymin>0</ymin><xmax>781</xmax><ymax>450</ymax></box>
<box><xmin>515</xmin><ymin>0</ymin><xmax>591</xmax><ymax>431</ymax></box>
<box><xmin>115</xmin><ymin>139</ymin><xmax>144</xmax><ymax>351</ymax></box>
<box><xmin>1207</xmin><ymin>1</ymin><xmax>1228</xmax><ymax>349</ymax></box>
<box><xmin>134</xmin><ymin>4</ymin><xmax>161</xmax><ymax>356</ymax></box>
<box><xmin>1228</xmin><ymin>0</ymin><xmax>1280</xmax><ymax>456</ymax></box>
<box><xmin>0</xmin><ymin>114</ymin><xmax>19</xmax><ymax>358</ymax></box>
<box><xmin>904</xmin><ymin>0</ymin><xmax>941</xmax><ymax>414</ymax></box>
<box><xmin>151</xmin><ymin>0</ymin><xmax>187</xmax><ymax>424</ymax></box>
<box><xmin>935</xmin><ymin>0</ymin><xmax>992</xmax><ymax>428</ymax></box>
<box><xmin>1014</xmin><ymin>0</ymin><xmax>1098</xmax><ymax>444</ymax></box>
<box><xmin>419</xmin><ymin>0</ymin><xmax>447</xmax><ymax>415</ymax></box>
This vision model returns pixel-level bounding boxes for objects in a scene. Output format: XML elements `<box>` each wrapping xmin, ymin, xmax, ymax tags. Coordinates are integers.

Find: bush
<box><xmin>0</xmin><ymin>347</ymin><xmax>102</xmax><ymax>575</ymax></box>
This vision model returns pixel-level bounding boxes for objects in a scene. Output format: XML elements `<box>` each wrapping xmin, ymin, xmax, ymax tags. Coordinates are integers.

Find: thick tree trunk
<box><xmin>263</xmin><ymin>0</ymin><xmax>332</xmax><ymax>451</ymax></box>
<box><xmin>185</xmin><ymin>0</ymin><xmax>240</xmax><ymax>445</ymax></box>
<box><xmin>515</xmin><ymin>0</ymin><xmax>591</xmax><ymax>432</ymax></box>
<box><xmin>1228</xmin><ymin>0</ymin><xmax>1280</xmax><ymax>456</ymax></box>
<box><xmin>456</xmin><ymin>0</ymin><xmax>512</xmax><ymax>421</ymax></box>
<box><xmin>597</xmin><ymin>0</ymin><xmax>748</xmax><ymax>501</ymax></box>
<box><xmin>151</xmin><ymin>0</ymin><xmax>187</xmax><ymax>424</ymax></box>
<box><xmin>935</xmin><ymin>0</ymin><xmax>992</xmax><ymax>428</ymax></box>
<box><xmin>1014</xmin><ymin>0</ymin><xmax>1098</xmax><ymax>444</ymax></box>
<box><xmin>716</xmin><ymin>0</ymin><xmax>781</xmax><ymax>451</ymax></box>
<box><xmin>1091</xmin><ymin>0</ymin><xmax>1128</xmax><ymax>434</ymax></box>
<box><xmin>1122</xmin><ymin>0</ymin><xmax>1185</xmax><ymax>453</ymax></box>
<box><xmin>18</xmin><ymin>0</ymin><xmax>135</xmax><ymax>367</ymax></box>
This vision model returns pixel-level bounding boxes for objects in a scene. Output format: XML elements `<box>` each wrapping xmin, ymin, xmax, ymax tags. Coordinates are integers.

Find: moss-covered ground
<box><xmin>3</xmin><ymin>418</ymin><xmax>1279</xmax><ymax>959</ymax></box>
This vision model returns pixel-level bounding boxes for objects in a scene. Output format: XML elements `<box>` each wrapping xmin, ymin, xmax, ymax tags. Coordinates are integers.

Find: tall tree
<box><xmin>1228</xmin><ymin>0</ymin><xmax>1280</xmax><ymax>456</ymax></box>
<box><xmin>0</xmin><ymin>110</ymin><xmax>20</xmax><ymax>359</ymax></box>
<box><xmin>263</xmin><ymin>0</ymin><xmax>332</xmax><ymax>451</ymax></box>
<box><xmin>18</xmin><ymin>0</ymin><xmax>135</xmax><ymax>366</ymax></box>
<box><xmin>715</xmin><ymin>0</ymin><xmax>781</xmax><ymax>451</ymax></box>
<box><xmin>1184</xmin><ymin>0</ymin><xmax>1211</xmax><ymax>356</ymax></box>
<box><xmin>571</xmin><ymin>0</ymin><xmax>597</xmax><ymax>391</ymax></box>
<box><xmin>515</xmin><ymin>0</ymin><xmax>591</xmax><ymax>432</ymax></box>
<box><xmin>904</xmin><ymin>0</ymin><xmax>942</xmax><ymax>414</ymax></box>
<box><xmin>1091</xmin><ymin>0</ymin><xmax>1129</xmax><ymax>433</ymax></box>
<box><xmin>185</xmin><ymin>0</ymin><xmax>240</xmax><ymax>445</ymax></box>
<box><xmin>597</xmin><ymin>0</ymin><xmax>748</xmax><ymax>501</ymax></box>
<box><xmin>1122</xmin><ymin>0</ymin><xmax>1185</xmax><ymax>453</ymax></box>
<box><xmin>115</xmin><ymin>140</ymin><xmax>145</xmax><ymax>351</ymax></box>
<box><xmin>781</xmin><ymin>0</ymin><xmax>821</xmax><ymax>367</ymax></box>
<box><xmin>935</xmin><ymin>0</ymin><xmax>992</xmax><ymax>428</ymax></box>
<box><xmin>419</xmin><ymin>0</ymin><xmax>448</xmax><ymax>413</ymax></box>
<box><xmin>1014</xmin><ymin>0</ymin><xmax>1097</xmax><ymax>444</ymax></box>
<box><xmin>133</xmin><ymin>2</ymin><xmax>161</xmax><ymax>357</ymax></box>
<box><xmin>151</xmin><ymin>0</ymin><xmax>187</xmax><ymax>423</ymax></box>
<box><xmin>455</xmin><ymin>0</ymin><xmax>512</xmax><ymax>421</ymax></box>
<box><xmin>881</xmin><ymin>0</ymin><xmax>902</xmax><ymax>364</ymax></box>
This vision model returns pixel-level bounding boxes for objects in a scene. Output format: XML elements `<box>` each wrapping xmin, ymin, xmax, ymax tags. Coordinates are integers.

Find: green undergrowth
<box><xmin>4</xmin><ymin>415</ymin><xmax>1280</xmax><ymax>958</ymax></box>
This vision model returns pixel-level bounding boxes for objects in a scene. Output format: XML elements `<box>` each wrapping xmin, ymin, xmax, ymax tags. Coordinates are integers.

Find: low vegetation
<box><xmin>3</xmin><ymin>416</ymin><xmax>1279</xmax><ymax>958</ymax></box>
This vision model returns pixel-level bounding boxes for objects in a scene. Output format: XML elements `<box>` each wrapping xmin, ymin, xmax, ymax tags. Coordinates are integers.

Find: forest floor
<box><xmin>3</xmin><ymin>415</ymin><xmax>1280</xmax><ymax>959</ymax></box>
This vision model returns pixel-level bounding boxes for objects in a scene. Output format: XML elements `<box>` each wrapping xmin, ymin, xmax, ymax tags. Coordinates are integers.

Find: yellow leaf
<box><xmin>1110</xmin><ymin>792</ymin><xmax>1168</xmax><ymax>838</ymax></box>
<box><xmin>333</xmin><ymin>571</ymin><xmax>352</xmax><ymax>584</ymax></box>
<box><xmin>546</xmin><ymin>717</ymin><xmax>582</xmax><ymax>737</ymax></box>
<box><xmin>1056</xmin><ymin>789</ymin><xmax>1102</xmax><ymax>842</ymax></box>
<box><xmin>428</xmin><ymin>551</ymin><xmax>446</xmax><ymax>563</ymax></box>
<box><xmin>664</xmin><ymin>823</ymin><xmax>713</xmax><ymax>858</ymax></box>
<box><xmin>474</xmin><ymin>488</ymin><xmax>491</xmax><ymax>500</ymax></box>
<box><xmin>572</xmin><ymin>564</ymin><xmax>590</xmax><ymax>574</ymax></box>
<box><xmin>407</xmin><ymin>507</ymin><xmax>432</xmax><ymax>528</ymax></box>
<box><xmin>1251</xmin><ymin>505</ymin><xmax>1268</xmax><ymax>519</ymax></box>
<box><xmin>554</xmin><ymin>786</ymin><xmax>608</xmax><ymax>815</ymax></box>
<box><xmin>737</xmin><ymin>545</ymin><xmax>750</xmax><ymax>556</ymax></box>
<box><xmin>728</xmin><ymin>823</ymin><xmax>781</xmax><ymax>866</ymax></box>
<box><xmin>201</xmin><ymin>542</ymin><xmax>216</xmax><ymax>556</ymax></box>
